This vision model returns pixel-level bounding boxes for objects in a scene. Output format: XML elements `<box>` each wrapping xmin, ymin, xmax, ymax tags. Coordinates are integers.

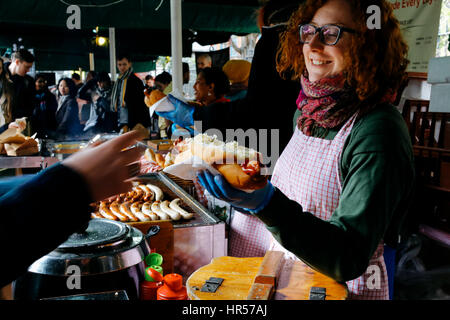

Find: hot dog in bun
<box><xmin>174</xmin><ymin>134</ymin><xmax>267</xmax><ymax>190</ymax></box>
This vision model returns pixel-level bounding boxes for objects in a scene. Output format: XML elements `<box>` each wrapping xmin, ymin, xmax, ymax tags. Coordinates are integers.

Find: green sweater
<box><xmin>254</xmin><ymin>104</ymin><xmax>415</xmax><ymax>282</ymax></box>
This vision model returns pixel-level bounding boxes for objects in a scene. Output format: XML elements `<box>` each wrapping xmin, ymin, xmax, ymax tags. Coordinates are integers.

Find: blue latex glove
<box><xmin>171</xmin><ymin>123</ymin><xmax>195</xmax><ymax>138</ymax></box>
<box><xmin>156</xmin><ymin>94</ymin><xmax>195</xmax><ymax>130</ymax></box>
<box><xmin>196</xmin><ymin>170</ymin><xmax>274</xmax><ymax>214</ymax></box>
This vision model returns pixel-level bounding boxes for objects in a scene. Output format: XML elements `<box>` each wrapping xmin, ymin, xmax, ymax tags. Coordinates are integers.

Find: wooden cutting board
<box><xmin>186</xmin><ymin>251</ymin><xmax>347</xmax><ymax>300</ymax></box>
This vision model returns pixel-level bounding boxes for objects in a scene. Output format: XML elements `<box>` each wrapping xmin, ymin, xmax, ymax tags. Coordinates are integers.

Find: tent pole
<box><xmin>89</xmin><ymin>52</ymin><xmax>95</xmax><ymax>71</ymax></box>
<box><xmin>170</xmin><ymin>0</ymin><xmax>183</xmax><ymax>98</ymax></box>
<box><xmin>109</xmin><ymin>27</ymin><xmax>117</xmax><ymax>80</ymax></box>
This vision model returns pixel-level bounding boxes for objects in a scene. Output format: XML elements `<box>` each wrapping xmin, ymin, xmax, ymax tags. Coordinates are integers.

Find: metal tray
<box><xmin>130</xmin><ymin>172</ymin><xmax>220</xmax><ymax>228</ymax></box>
<box><xmin>44</xmin><ymin>140</ymin><xmax>88</xmax><ymax>160</ymax></box>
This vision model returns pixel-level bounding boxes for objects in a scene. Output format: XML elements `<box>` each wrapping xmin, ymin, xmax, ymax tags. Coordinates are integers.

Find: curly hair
<box><xmin>276</xmin><ymin>0</ymin><xmax>409</xmax><ymax>105</ymax></box>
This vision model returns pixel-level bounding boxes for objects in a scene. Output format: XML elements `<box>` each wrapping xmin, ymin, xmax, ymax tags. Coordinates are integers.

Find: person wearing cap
<box><xmin>222</xmin><ymin>60</ymin><xmax>251</xmax><ymax>102</ymax></box>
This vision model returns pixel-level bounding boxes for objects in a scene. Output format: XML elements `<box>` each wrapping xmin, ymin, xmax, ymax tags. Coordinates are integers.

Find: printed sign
<box><xmin>390</xmin><ymin>0</ymin><xmax>443</xmax><ymax>73</ymax></box>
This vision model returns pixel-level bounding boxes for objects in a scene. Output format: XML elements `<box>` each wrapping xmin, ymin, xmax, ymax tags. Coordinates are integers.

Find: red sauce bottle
<box><xmin>157</xmin><ymin>273</ymin><xmax>188</xmax><ymax>300</ymax></box>
<box><xmin>140</xmin><ymin>267</ymin><xmax>164</xmax><ymax>300</ymax></box>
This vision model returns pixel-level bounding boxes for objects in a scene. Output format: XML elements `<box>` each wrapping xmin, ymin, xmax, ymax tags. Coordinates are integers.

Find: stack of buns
<box><xmin>0</xmin><ymin>127</ymin><xmax>38</xmax><ymax>156</ymax></box>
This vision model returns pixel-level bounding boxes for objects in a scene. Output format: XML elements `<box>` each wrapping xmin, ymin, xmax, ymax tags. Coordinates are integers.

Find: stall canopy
<box><xmin>0</xmin><ymin>0</ymin><xmax>262</xmax><ymax>71</ymax></box>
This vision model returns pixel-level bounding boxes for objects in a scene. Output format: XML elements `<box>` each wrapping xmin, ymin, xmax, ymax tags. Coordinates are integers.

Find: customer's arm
<box><xmin>0</xmin><ymin>131</ymin><xmax>145</xmax><ymax>288</ymax></box>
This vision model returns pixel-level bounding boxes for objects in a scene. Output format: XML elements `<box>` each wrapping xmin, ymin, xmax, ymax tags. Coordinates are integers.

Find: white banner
<box><xmin>390</xmin><ymin>0</ymin><xmax>443</xmax><ymax>73</ymax></box>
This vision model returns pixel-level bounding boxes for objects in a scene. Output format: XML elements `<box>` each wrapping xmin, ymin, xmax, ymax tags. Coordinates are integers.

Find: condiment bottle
<box><xmin>140</xmin><ymin>267</ymin><xmax>164</xmax><ymax>300</ymax></box>
<box><xmin>157</xmin><ymin>273</ymin><xmax>188</xmax><ymax>300</ymax></box>
<box><xmin>145</xmin><ymin>252</ymin><xmax>163</xmax><ymax>267</ymax></box>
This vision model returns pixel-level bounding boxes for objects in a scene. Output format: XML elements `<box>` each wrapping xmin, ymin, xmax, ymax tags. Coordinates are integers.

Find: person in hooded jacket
<box><xmin>78</xmin><ymin>71</ymin><xmax>116</xmax><ymax>136</ymax></box>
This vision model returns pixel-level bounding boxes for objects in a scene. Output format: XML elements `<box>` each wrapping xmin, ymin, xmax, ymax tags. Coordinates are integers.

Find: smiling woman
<box><xmin>277</xmin><ymin>0</ymin><xmax>409</xmax><ymax>105</ymax></box>
<box><xmin>196</xmin><ymin>0</ymin><xmax>415</xmax><ymax>300</ymax></box>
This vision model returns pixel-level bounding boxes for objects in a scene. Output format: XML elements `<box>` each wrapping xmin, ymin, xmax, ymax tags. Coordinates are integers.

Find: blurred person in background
<box><xmin>79</xmin><ymin>71</ymin><xmax>115</xmax><ymax>136</ymax></box>
<box><xmin>31</xmin><ymin>74</ymin><xmax>57</xmax><ymax>138</ymax></box>
<box><xmin>196</xmin><ymin>53</ymin><xmax>212</xmax><ymax>72</ymax></box>
<box><xmin>71</xmin><ymin>73</ymin><xmax>83</xmax><ymax>91</ymax></box>
<box><xmin>182</xmin><ymin>62</ymin><xmax>190</xmax><ymax>86</ymax></box>
<box><xmin>170</xmin><ymin>67</ymin><xmax>231</xmax><ymax>138</ymax></box>
<box><xmin>0</xmin><ymin>57</ymin><xmax>15</xmax><ymax>133</ymax></box>
<box><xmin>54</xmin><ymin>77</ymin><xmax>83</xmax><ymax>139</ymax></box>
<box><xmin>144</xmin><ymin>74</ymin><xmax>155</xmax><ymax>91</ymax></box>
<box><xmin>111</xmin><ymin>53</ymin><xmax>150</xmax><ymax>134</ymax></box>
<box><xmin>154</xmin><ymin>71</ymin><xmax>172</xmax><ymax>94</ymax></box>
<box><xmin>193</xmin><ymin>67</ymin><xmax>230</xmax><ymax>107</ymax></box>
<box><xmin>85</xmin><ymin>71</ymin><xmax>97</xmax><ymax>84</ymax></box>
<box><xmin>222</xmin><ymin>59</ymin><xmax>251</xmax><ymax>102</ymax></box>
<box><xmin>5</xmin><ymin>49</ymin><xmax>36</xmax><ymax>132</ymax></box>
<box><xmin>154</xmin><ymin>71</ymin><xmax>173</xmax><ymax>139</ymax></box>
<box><xmin>78</xmin><ymin>71</ymin><xmax>97</xmax><ymax>126</ymax></box>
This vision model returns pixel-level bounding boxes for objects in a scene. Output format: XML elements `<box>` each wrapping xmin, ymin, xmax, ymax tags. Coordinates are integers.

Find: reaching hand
<box><xmin>196</xmin><ymin>170</ymin><xmax>274</xmax><ymax>213</ymax></box>
<box><xmin>63</xmin><ymin>130</ymin><xmax>146</xmax><ymax>202</ymax></box>
<box><xmin>156</xmin><ymin>94</ymin><xmax>195</xmax><ymax>130</ymax></box>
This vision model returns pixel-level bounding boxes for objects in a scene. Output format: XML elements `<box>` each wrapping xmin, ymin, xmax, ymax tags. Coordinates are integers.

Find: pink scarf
<box><xmin>296</xmin><ymin>73</ymin><xmax>397</xmax><ymax>136</ymax></box>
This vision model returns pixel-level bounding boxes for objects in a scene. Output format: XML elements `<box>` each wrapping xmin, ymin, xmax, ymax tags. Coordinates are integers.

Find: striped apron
<box><xmin>270</xmin><ymin>113</ymin><xmax>389</xmax><ymax>300</ymax></box>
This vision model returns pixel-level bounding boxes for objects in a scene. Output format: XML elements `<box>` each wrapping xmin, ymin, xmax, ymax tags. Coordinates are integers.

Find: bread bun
<box><xmin>155</xmin><ymin>153</ymin><xmax>165</xmax><ymax>168</ymax></box>
<box><xmin>4</xmin><ymin>138</ymin><xmax>38</xmax><ymax>156</ymax></box>
<box><xmin>144</xmin><ymin>148</ymin><xmax>156</xmax><ymax>162</ymax></box>
<box><xmin>213</xmin><ymin>163</ymin><xmax>268</xmax><ymax>190</ymax></box>
<box><xmin>0</xmin><ymin>128</ymin><xmax>26</xmax><ymax>144</ymax></box>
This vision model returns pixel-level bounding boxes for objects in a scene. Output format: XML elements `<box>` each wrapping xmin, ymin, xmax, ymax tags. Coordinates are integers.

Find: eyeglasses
<box><xmin>299</xmin><ymin>24</ymin><xmax>357</xmax><ymax>46</ymax></box>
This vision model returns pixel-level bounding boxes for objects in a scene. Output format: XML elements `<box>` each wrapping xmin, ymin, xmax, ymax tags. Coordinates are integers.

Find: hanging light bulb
<box><xmin>96</xmin><ymin>36</ymin><xmax>108</xmax><ymax>46</ymax></box>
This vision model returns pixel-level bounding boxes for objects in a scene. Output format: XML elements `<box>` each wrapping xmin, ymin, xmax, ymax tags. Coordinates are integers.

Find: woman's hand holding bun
<box><xmin>196</xmin><ymin>170</ymin><xmax>274</xmax><ymax>213</ymax></box>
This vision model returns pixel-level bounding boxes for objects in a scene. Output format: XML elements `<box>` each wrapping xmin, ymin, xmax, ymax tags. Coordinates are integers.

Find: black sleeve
<box><xmin>193</xmin><ymin>100</ymin><xmax>249</xmax><ymax>137</ymax></box>
<box><xmin>11</xmin><ymin>75</ymin><xmax>35</xmax><ymax>120</ymax></box>
<box><xmin>47</xmin><ymin>93</ymin><xmax>58</xmax><ymax>131</ymax></box>
<box><xmin>56</xmin><ymin>99</ymin><xmax>80</xmax><ymax>136</ymax></box>
<box><xmin>77</xmin><ymin>80</ymin><xmax>96</xmax><ymax>101</ymax></box>
<box><xmin>125</xmin><ymin>76</ymin><xmax>150</xmax><ymax>128</ymax></box>
<box><xmin>0</xmin><ymin>163</ymin><xmax>92</xmax><ymax>288</ymax></box>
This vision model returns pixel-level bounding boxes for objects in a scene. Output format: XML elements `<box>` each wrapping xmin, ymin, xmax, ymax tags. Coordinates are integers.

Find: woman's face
<box><xmin>193</xmin><ymin>73</ymin><xmax>214</xmax><ymax>103</ymax></box>
<box><xmin>36</xmin><ymin>78</ymin><xmax>46</xmax><ymax>91</ymax></box>
<box><xmin>58</xmin><ymin>80</ymin><xmax>70</xmax><ymax>96</ymax></box>
<box><xmin>302</xmin><ymin>0</ymin><xmax>356</xmax><ymax>82</ymax></box>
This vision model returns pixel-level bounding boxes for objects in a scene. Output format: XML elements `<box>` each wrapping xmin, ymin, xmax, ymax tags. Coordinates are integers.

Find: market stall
<box><xmin>0</xmin><ymin>131</ymin><xmax>227</xmax><ymax>300</ymax></box>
